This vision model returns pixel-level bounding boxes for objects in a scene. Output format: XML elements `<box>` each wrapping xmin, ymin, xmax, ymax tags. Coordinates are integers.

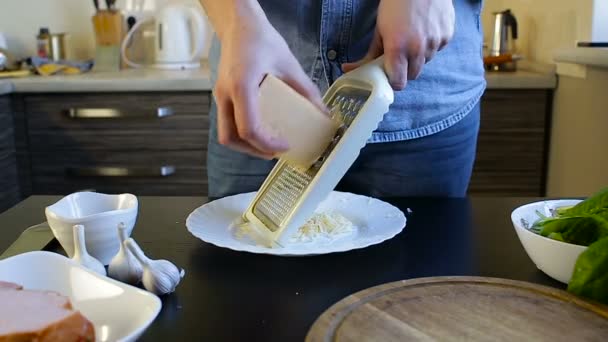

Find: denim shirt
<box><xmin>208</xmin><ymin>0</ymin><xmax>486</xmax><ymax>143</ymax></box>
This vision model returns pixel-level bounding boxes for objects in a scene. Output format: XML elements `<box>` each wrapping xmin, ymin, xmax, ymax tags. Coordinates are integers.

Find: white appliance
<box><xmin>121</xmin><ymin>1</ymin><xmax>207</xmax><ymax>69</ymax></box>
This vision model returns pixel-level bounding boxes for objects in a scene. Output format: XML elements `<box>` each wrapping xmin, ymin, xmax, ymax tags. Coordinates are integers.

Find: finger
<box><xmin>425</xmin><ymin>39</ymin><xmax>439</xmax><ymax>62</ymax></box>
<box><xmin>438</xmin><ymin>37</ymin><xmax>450</xmax><ymax>51</ymax></box>
<box><xmin>407</xmin><ymin>54</ymin><xmax>425</xmax><ymax>80</ymax></box>
<box><xmin>342</xmin><ymin>30</ymin><xmax>383</xmax><ymax>73</ymax></box>
<box><xmin>232</xmin><ymin>79</ymin><xmax>289</xmax><ymax>153</ymax></box>
<box><xmin>384</xmin><ymin>43</ymin><xmax>408</xmax><ymax>90</ymax></box>
<box><xmin>279</xmin><ymin>67</ymin><xmax>326</xmax><ymax>113</ymax></box>
<box><xmin>216</xmin><ymin>99</ymin><xmax>275</xmax><ymax>159</ymax></box>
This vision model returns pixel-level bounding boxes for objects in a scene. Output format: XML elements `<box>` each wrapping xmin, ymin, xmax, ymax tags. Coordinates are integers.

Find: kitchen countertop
<box><xmin>554</xmin><ymin>47</ymin><xmax>608</xmax><ymax>68</ymax></box>
<box><xmin>0</xmin><ymin>195</ymin><xmax>565</xmax><ymax>341</ymax></box>
<box><xmin>0</xmin><ymin>80</ymin><xmax>13</xmax><ymax>95</ymax></box>
<box><xmin>0</xmin><ymin>60</ymin><xmax>556</xmax><ymax>94</ymax></box>
<box><xmin>484</xmin><ymin>69</ymin><xmax>556</xmax><ymax>89</ymax></box>
<box><xmin>9</xmin><ymin>66</ymin><xmax>213</xmax><ymax>93</ymax></box>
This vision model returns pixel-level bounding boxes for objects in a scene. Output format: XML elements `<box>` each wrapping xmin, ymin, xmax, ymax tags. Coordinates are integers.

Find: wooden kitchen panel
<box><xmin>24</xmin><ymin>92</ymin><xmax>211</xmax><ymax>151</ymax></box>
<box><xmin>0</xmin><ymin>154</ymin><xmax>21</xmax><ymax>212</ymax></box>
<box><xmin>0</xmin><ymin>95</ymin><xmax>21</xmax><ymax>212</ymax></box>
<box><xmin>468</xmin><ymin>170</ymin><xmax>543</xmax><ymax>196</ymax></box>
<box><xmin>0</xmin><ymin>97</ymin><xmax>15</xmax><ymax>154</ymax></box>
<box><xmin>10</xmin><ymin>95</ymin><xmax>33</xmax><ymax>198</ymax></box>
<box><xmin>31</xmin><ymin>150</ymin><xmax>208</xmax><ymax>196</ymax></box>
<box><xmin>470</xmin><ymin>89</ymin><xmax>552</xmax><ymax>196</ymax></box>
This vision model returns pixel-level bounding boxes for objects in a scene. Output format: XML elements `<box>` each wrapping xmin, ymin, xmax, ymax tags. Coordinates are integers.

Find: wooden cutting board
<box><xmin>306</xmin><ymin>276</ymin><xmax>608</xmax><ymax>342</ymax></box>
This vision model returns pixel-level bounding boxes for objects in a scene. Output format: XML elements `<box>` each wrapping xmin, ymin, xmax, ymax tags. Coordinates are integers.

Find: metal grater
<box><xmin>243</xmin><ymin>57</ymin><xmax>394</xmax><ymax>248</ymax></box>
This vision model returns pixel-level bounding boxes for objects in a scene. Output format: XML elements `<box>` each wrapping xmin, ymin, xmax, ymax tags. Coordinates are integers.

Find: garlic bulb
<box><xmin>125</xmin><ymin>238</ymin><xmax>185</xmax><ymax>295</ymax></box>
<box><xmin>71</xmin><ymin>224</ymin><xmax>106</xmax><ymax>276</ymax></box>
<box><xmin>108</xmin><ymin>223</ymin><xmax>143</xmax><ymax>284</ymax></box>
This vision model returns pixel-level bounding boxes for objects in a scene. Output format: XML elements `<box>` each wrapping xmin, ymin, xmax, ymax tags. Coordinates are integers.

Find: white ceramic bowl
<box><xmin>511</xmin><ymin>199</ymin><xmax>587</xmax><ymax>284</ymax></box>
<box><xmin>0</xmin><ymin>251</ymin><xmax>161</xmax><ymax>342</ymax></box>
<box><xmin>45</xmin><ymin>192</ymin><xmax>138</xmax><ymax>265</ymax></box>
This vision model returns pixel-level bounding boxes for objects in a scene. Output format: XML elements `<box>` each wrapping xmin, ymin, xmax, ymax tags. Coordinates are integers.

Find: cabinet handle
<box><xmin>66</xmin><ymin>166</ymin><xmax>175</xmax><ymax>177</ymax></box>
<box><xmin>64</xmin><ymin>107</ymin><xmax>174</xmax><ymax>119</ymax></box>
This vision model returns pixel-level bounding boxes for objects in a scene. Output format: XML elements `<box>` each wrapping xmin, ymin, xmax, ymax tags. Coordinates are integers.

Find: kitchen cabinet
<box><xmin>470</xmin><ymin>89</ymin><xmax>552</xmax><ymax>196</ymax></box>
<box><xmin>16</xmin><ymin>92</ymin><xmax>210</xmax><ymax>197</ymax></box>
<box><xmin>0</xmin><ymin>95</ymin><xmax>21</xmax><ymax>212</ymax></box>
<box><xmin>8</xmin><ymin>88</ymin><xmax>551</xmax><ymax>199</ymax></box>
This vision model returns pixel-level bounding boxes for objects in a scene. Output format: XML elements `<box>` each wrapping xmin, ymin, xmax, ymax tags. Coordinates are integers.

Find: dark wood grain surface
<box><xmin>0</xmin><ymin>96</ymin><xmax>20</xmax><ymax>212</ymax></box>
<box><xmin>31</xmin><ymin>150</ymin><xmax>207</xmax><ymax>196</ymax></box>
<box><xmin>25</xmin><ymin>92</ymin><xmax>210</xmax><ymax>151</ymax></box>
<box><xmin>10</xmin><ymin>95</ymin><xmax>32</xmax><ymax>199</ymax></box>
<box><xmin>19</xmin><ymin>92</ymin><xmax>211</xmax><ymax>196</ymax></box>
<box><xmin>470</xmin><ymin>90</ymin><xmax>551</xmax><ymax>196</ymax></box>
<box><xmin>13</xmin><ymin>89</ymin><xmax>553</xmax><ymax>199</ymax></box>
<box><xmin>0</xmin><ymin>195</ymin><xmax>569</xmax><ymax>341</ymax></box>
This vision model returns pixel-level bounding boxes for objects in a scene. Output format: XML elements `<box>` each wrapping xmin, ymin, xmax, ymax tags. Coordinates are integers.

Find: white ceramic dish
<box><xmin>186</xmin><ymin>191</ymin><xmax>407</xmax><ymax>256</ymax></box>
<box><xmin>511</xmin><ymin>199</ymin><xmax>587</xmax><ymax>284</ymax></box>
<box><xmin>0</xmin><ymin>251</ymin><xmax>161</xmax><ymax>342</ymax></box>
<box><xmin>45</xmin><ymin>192</ymin><xmax>138</xmax><ymax>265</ymax></box>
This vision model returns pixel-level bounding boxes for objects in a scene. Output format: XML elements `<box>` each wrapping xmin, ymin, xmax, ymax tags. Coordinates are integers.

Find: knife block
<box><xmin>92</xmin><ymin>10</ymin><xmax>124</xmax><ymax>72</ymax></box>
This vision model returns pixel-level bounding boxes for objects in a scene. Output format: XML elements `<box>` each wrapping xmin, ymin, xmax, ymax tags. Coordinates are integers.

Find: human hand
<box><xmin>343</xmin><ymin>0</ymin><xmax>455</xmax><ymax>90</ymax></box>
<box><xmin>214</xmin><ymin>16</ymin><xmax>324</xmax><ymax>159</ymax></box>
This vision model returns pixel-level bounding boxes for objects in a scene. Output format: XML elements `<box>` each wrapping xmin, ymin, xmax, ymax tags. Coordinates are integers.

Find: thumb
<box><xmin>342</xmin><ymin>30</ymin><xmax>383</xmax><ymax>73</ymax></box>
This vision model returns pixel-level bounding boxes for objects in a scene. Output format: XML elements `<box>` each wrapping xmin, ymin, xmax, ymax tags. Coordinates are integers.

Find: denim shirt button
<box><xmin>327</xmin><ymin>49</ymin><xmax>338</xmax><ymax>61</ymax></box>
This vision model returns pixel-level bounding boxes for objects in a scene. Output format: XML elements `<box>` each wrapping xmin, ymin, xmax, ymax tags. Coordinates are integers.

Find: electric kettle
<box><xmin>122</xmin><ymin>2</ymin><xmax>207</xmax><ymax>69</ymax></box>
<box><xmin>488</xmin><ymin>9</ymin><xmax>518</xmax><ymax>71</ymax></box>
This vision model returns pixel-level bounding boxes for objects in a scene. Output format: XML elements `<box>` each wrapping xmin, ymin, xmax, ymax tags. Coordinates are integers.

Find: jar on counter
<box><xmin>36</xmin><ymin>27</ymin><xmax>51</xmax><ymax>58</ymax></box>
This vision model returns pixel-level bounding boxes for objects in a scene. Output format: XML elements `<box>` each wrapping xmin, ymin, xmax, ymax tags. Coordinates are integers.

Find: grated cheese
<box><xmin>289</xmin><ymin>212</ymin><xmax>355</xmax><ymax>243</ymax></box>
<box><xmin>233</xmin><ymin>212</ymin><xmax>355</xmax><ymax>245</ymax></box>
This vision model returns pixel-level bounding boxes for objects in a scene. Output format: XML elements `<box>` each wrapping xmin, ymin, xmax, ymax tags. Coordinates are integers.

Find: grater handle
<box><xmin>344</xmin><ymin>55</ymin><xmax>387</xmax><ymax>78</ymax></box>
<box><xmin>338</xmin><ymin>54</ymin><xmax>393</xmax><ymax>105</ymax></box>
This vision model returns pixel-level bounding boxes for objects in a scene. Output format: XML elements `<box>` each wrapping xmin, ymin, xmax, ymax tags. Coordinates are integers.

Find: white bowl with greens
<box><xmin>511</xmin><ymin>188</ymin><xmax>608</xmax><ymax>305</ymax></box>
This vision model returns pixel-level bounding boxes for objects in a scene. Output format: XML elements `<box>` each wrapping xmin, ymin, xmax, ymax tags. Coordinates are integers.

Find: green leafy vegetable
<box><xmin>535</xmin><ymin>215</ymin><xmax>608</xmax><ymax>246</ymax></box>
<box><xmin>530</xmin><ymin>188</ymin><xmax>608</xmax><ymax>246</ymax></box>
<box><xmin>568</xmin><ymin>237</ymin><xmax>608</xmax><ymax>304</ymax></box>
<box><xmin>547</xmin><ymin>232</ymin><xmax>564</xmax><ymax>242</ymax></box>
<box><xmin>526</xmin><ymin>187</ymin><xmax>608</xmax><ymax>304</ymax></box>
<box><xmin>560</xmin><ymin>188</ymin><xmax>608</xmax><ymax>216</ymax></box>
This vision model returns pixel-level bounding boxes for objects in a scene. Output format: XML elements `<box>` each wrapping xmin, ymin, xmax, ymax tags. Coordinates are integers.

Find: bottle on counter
<box><xmin>36</xmin><ymin>27</ymin><xmax>51</xmax><ymax>58</ymax></box>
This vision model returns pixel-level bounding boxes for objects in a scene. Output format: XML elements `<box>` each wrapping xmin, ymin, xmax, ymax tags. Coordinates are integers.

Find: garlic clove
<box><xmin>142</xmin><ymin>259</ymin><xmax>184</xmax><ymax>295</ymax></box>
<box><xmin>72</xmin><ymin>224</ymin><xmax>106</xmax><ymax>276</ymax></box>
<box><xmin>125</xmin><ymin>238</ymin><xmax>185</xmax><ymax>295</ymax></box>
<box><xmin>108</xmin><ymin>223</ymin><xmax>143</xmax><ymax>285</ymax></box>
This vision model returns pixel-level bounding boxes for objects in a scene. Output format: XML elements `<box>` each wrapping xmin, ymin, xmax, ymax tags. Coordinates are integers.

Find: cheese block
<box><xmin>258</xmin><ymin>75</ymin><xmax>340</xmax><ymax>169</ymax></box>
<box><xmin>0</xmin><ymin>282</ymin><xmax>95</xmax><ymax>342</ymax></box>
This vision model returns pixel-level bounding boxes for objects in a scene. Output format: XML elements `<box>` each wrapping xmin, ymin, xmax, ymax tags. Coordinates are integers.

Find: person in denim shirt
<box><xmin>200</xmin><ymin>0</ymin><xmax>486</xmax><ymax>198</ymax></box>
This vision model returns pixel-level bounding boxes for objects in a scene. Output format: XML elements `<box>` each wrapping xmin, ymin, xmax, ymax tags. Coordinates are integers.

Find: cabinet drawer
<box><xmin>0</xmin><ymin>153</ymin><xmax>20</xmax><ymax>212</ymax></box>
<box><xmin>31</xmin><ymin>150</ymin><xmax>207</xmax><ymax>196</ymax></box>
<box><xmin>470</xmin><ymin>89</ymin><xmax>551</xmax><ymax>196</ymax></box>
<box><xmin>0</xmin><ymin>96</ymin><xmax>14</xmax><ymax>154</ymax></box>
<box><xmin>25</xmin><ymin>92</ymin><xmax>211</xmax><ymax>151</ymax></box>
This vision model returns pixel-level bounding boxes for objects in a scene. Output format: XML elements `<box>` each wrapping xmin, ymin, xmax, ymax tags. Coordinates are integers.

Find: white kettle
<box><xmin>122</xmin><ymin>2</ymin><xmax>207</xmax><ymax>69</ymax></box>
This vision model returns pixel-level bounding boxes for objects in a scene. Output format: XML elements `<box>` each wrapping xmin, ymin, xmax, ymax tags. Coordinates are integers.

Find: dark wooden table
<box><xmin>0</xmin><ymin>195</ymin><xmax>564</xmax><ymax>341</ymax></box>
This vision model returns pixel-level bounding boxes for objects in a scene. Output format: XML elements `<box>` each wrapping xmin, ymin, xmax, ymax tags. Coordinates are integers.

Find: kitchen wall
<box><xmin>0</xmin><ymin>0</ymin><xmax>212</xmax><ymax>60</ymax></box>
<box><xmin>2</xmin><ymin>0</ymin><xmax>600</xmax><ymax>65</ymax></box>
<box><xmin>482</xmin><ymin>0</ymin><xmax>596</xmax><ymax>64</ymax></box>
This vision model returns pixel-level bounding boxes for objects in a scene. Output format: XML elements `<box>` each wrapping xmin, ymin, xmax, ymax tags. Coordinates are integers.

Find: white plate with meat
<box><xmin>186</xmin><ymin>191</ymin><xmax>407</xmax><ymax>256</ymax></box>
<box><xmin>0</xmin><ymin>251</ymin><xmax>161</xmax><ymax>342</ymax></box>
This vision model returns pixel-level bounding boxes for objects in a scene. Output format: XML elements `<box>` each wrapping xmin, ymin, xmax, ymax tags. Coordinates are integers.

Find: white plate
<box><xmin>186</xmin><ymin>191</ymin><xmax>407</xmax><ymax>256</ymax></box>
<box><xmin>0</xmin><ymin>251</ymin><xmax>161</xmax><ymax>342</ymax></box>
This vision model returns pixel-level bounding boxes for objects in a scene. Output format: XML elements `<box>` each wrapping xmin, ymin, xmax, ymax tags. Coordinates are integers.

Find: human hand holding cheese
<box><xmin>203</xmin><ymin>0</ymin><xmax>328</xmax><ymax>159</ymax></box>
<box><xmin>258</xmin><ymin>75</ymin><xmax>340</xmax><ymax>169</ymax></box>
